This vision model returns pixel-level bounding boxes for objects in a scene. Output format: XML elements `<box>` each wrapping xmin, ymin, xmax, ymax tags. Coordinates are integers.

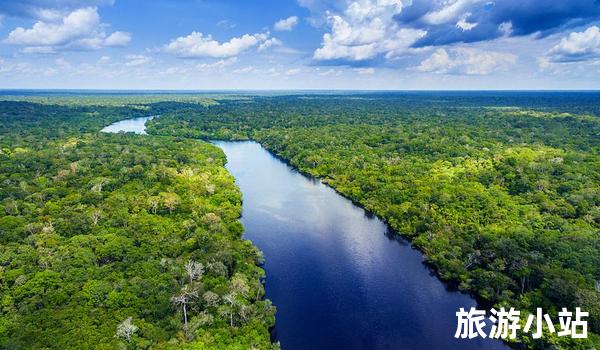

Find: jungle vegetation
<box><xmin>0</xmin><ymin>100</ymin><xmax>275</xmax><ymax>349</ymax></box>
<box><xmin>1</xmin><ymin>91</ymin><xmax>599</xmax><ymax>350</ymax></box>
<box><xmin>146</xmin><ymin>93</ymin><xmax>600</xmax><ymax>350</ymax></box>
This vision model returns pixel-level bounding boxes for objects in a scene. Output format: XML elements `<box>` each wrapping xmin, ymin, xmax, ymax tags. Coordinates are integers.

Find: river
<box><xmin>104</xmin><ymin>118</ymin><xmax>508</xmax><ymax>350</ymax></box>
<box><xmin>101</xmin><ymin>116</ymin><xmax>155</xmax><ymax>134</ymax></box>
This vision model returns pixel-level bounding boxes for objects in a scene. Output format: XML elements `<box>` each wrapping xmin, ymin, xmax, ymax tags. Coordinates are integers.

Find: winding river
<box><xmin>104</xmin><ymin>118</ymin><xmax>507</xmax><ymax>350</ymax></box>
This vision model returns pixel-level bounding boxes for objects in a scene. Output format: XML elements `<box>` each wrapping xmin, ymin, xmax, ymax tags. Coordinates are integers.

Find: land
<box><xmin>0</xmin><ymin>100</ymin><xmax>275</xmax><ymax>349</ymax></box>
<box><xmin>0</xmin><ymin>92</ymin><xmax>599</xmax><ymax>349</ymax></box>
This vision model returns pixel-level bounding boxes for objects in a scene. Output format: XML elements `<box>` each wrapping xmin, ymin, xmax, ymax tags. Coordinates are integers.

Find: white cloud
<box><xmin>196</xmin><ymin>57</ymin><xmax>238</xmax><ymax>71</ymax></box>
<box><xmin>317</xmin><ymin>68</ymin><xmax>342</xmax><ymax>76</ymax></box>
<box><xmin>0</xmin><ymin>61</ymin><xmax>34</xmax><ymax>75</ymax></box>
<box><xmin>21</xmin><ymin>46</ymin><xmax>56</xmax><ymax>54</ymax></box>
<box><xmin>422</xmin><ymin>0</ymin><xmax>481</xmax><ymax>26</ymax></box>
<box><xmin>104</xmin><ymin>31</ymin><xmax>131</xmax><ymax>46</ymax></box>
<box><xmin>258</xmin><ymin>37</ymin><xmax>283</xmax><ymax>51</ymax></box>
<box><xmin>498</xmin><ymin>22</ymin><xmax>513</xmax><ymax>37</ymax></box>
<box><xmin>418</xmin><ymin>48</ymin><xmax>453</xmax><ymax>73</ymax></box>
<box><xmin>456</xmin><ymin>12</ymin><xmax>477</xmax><ymax>31</ymax></box>
<box><xmin>6</xmin><ymin>7</ymin><xmax>99</xmax><ymax>45</ymax></box>
<box><xmin>418</xmin><ymin>47</ymin><xmax>516</xmax><ymax>75</ymax></box>
<box><xmin>0</xmin><ymin>0</ymin><xmax>115</xmax><ymax>19</ymax></box>
<box><xmin>547</xmin><ymin>26</ymin><xmax>600</xmax><ymax>62</ymax></box>
<box><xmin>274</xmin><ymin>16</ymin><xmax>299</xmax><ymax>31</ymax></box>
<box><xmin>456</xmin><ymin>19</ymin><xmax>476</xmax><ymax>31</ymax></box>
<box><xmin>4</xmin><ymin>7</ymin><xmax>130</xmax><ymax>51</ymax></box>
<box><xmin>216</xmin><ymin>19</ymin><xmax>236</xmax><ymax>29</ymax></box>
<box><xmin>313</xmin><ymin>0</ymin><xmax>426</xmax><ymax>61</ymax></box>
<box><xmin>164</xmin><ymin>31</ymin><xmax>270</xmax><ymax>58</ymax></box>
<box><xmin>125</xmin><ymin>54</ymin><xmax>152</xmax><ymax>67</ymax></box>
<box><xmin>98</xmin><ymin>55</ymin><xmax>111</xmax><ymax>63</ymax></box>
<box><xmin>31</xmin><ymin>8</ymin><xmax>64</xmax><ymax>21</ymax></box>
<box><xmin>354</xmin><ymin>67</ymin><xmax>375</xmax><ymax>74</ymax></box>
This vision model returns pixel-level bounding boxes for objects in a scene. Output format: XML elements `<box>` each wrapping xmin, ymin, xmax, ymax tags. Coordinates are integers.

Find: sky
<box><xmin>0</xmin><ymin>0</ymin><xmax>600</xmax><ymax>90</ymax></box>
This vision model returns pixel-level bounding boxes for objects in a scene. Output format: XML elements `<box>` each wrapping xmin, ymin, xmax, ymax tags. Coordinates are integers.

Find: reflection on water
<box><xmin>214</xmin><ymin>141</ymin><xmax>508</xmax><ymax>350</ymax></box>
<box><xmin>101</xmin><ymin>116</ymin><xmax>155</xmax><ymax>134</ymax></box>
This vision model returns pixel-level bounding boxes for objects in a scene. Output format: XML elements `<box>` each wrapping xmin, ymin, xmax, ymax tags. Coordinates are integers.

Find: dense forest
<box><xmin>146</xmin><ymin>93</ymin><xmax>600</xmax><ymax>350</ymax></box>
<box><xmin>1</xmin><ymin>92</ymin><xmax>599</xmax><ymax>350</ymax></box>
<box><xmin>0</xmin><ymin>101</ymin><xmax>275</xmax><ymax>349</ymax></box>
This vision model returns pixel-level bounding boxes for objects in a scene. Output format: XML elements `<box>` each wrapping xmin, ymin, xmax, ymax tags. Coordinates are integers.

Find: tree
<box><xmin>220</xmin><ymin>293</ymin><xmax>238</xmax><ymax>327</ymax></box>
<box><xmin>184</xmin><ymin>260</ymin><xmax>204</xmax><ymax>285</ymax></box>
<box><xmin>90</xmin><ymin>209</ymin><xmax>102</xmax><ymax>226</ymax></box>
<box><xmin>115</xmin><ymin>317</ymin><xmax>138</xmax><ymax>343</ymax></box>
<box><xmin>160</xmin><ymin>192</ymin><xmax>180</xmax><ymax>214</ymax></box>
<box><xmin>148</xmin><ymin>196</ymin><xmax>160</xmax><ymax>214</ymax></box>
<box><xmin>171</xmin><ymin>285</ymin><xmax>199</xmax><ymax>328</ymax></box>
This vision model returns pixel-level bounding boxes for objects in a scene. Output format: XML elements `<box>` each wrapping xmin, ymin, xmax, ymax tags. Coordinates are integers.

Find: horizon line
<box><xmin>1</xmin><ymin>88</ymin><xmax>600</xmax><ymax>93</ymax></box>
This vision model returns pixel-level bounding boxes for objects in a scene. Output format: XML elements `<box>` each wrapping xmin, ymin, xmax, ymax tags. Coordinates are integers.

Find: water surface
<box><xmin>214</xmin><ymin>140</ymin><xmax>508</xmax><ymax>350</ymax></box>
<box><xmin>101</xmin><ymin>116</ymin><xmax>155</xmax><ymax>134</ymax></box>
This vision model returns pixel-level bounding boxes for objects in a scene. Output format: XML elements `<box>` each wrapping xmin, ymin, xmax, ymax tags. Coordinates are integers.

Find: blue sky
<box><xmin>1</xmin><ymin>0</ymin><xmax>600</xmax><ymax>90</ymax></box>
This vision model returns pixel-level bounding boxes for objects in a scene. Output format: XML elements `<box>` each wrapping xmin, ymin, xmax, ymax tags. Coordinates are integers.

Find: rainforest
<box><xmin>0</xmin><ymin>91</ymin><xmax>599</xmax><ymax>350</ymax></box>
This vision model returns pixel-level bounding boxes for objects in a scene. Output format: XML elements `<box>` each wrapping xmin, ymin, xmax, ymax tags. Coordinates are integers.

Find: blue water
<box><xmin>100</xmin><ymin>116</ymin><xmax>154</xmax><ymax>134</ymax></box>
<box><xmin>215</xmin><ymin>141</ymin><xmax>508</xmax><ymax>350</ymax></box>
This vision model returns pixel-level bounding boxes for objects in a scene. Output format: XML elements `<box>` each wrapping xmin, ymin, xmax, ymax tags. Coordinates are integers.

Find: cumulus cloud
<box><xmin>258</xmin><ymin>37</ymin><xmax>283</xmax><ymax>51</ymax></box>
<box><xmin>4</xmin><ymin>7</ymin><xmax>130</xmax><ymax>51</ymax></box>
<box><xmin>305</xmin><ymin>0</ymin><xmax>600</xmax><ymax>52</ymax></box>
<box><xmin>404</xmin><ymin>0</ymin><xmax>600</xmax><ymax>47</ymax></box>
<box><xmin>274</xmin><ymin>16</ymin><xmax>299</xmax><ymax>31</ymax></box>
<box><xmin>6</xmin><ymin>7</ymin><xmax>99</xmax><ymax>45</ymax></box>
<box><xmin>313</xmin><ymin>0</ymin><xmax>426</xmax><ymax>62</ymax></box>
<box><xmin>417</xmin><ymin>47</ymin><xmax>516</xmax><ymax>75</ymax></box>
<box><xmin>103</xmin><ymin>31</ymin><xmax>131</xmax><ymax>46</ymax></box>
<box><xmin>418</xmin><ymin>48</ymin><xmax>454</xmax><ymax>73</ymax></box>
<box><xmin>0</xmin><ymin>0</ymin><xmax>114</xmax><ymax>18</ymax></box>
<box><xmin>546</xmin><ymin>26</ymin><xmax>600</xmax><ymax>63</ymax></box>
<box><xmin>164</xmin><ymin>31</ymin><xmax>270</xmax><ymax>58</ymax></box>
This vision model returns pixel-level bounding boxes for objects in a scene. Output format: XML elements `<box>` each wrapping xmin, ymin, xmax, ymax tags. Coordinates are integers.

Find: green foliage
<box><xmin>0</xmin><ymin>101</ymin><xmax>273</xmax><ymax>349</ymax></box>
<box><xmin>148</xmin><ymin>94</ymin><xmax>600</xmax><ymax>350</ymax></box>
<box><xmin>2</xmin><ymin>92</ymin><xmax>599</xmax><ymax>350</ymax></box>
